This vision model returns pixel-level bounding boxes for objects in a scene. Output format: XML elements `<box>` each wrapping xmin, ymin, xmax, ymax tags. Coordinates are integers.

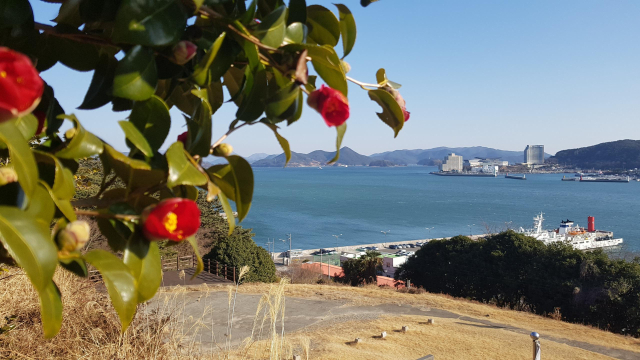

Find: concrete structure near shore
<box><xmin>439</xmin><ymin>153</ymin><xmax>463</xmax><ymax>172</ymax></box>
<box><xmin>524</xmin><ymin>145</ymin><xmax>545</xmax><ymax>165</ymax></box>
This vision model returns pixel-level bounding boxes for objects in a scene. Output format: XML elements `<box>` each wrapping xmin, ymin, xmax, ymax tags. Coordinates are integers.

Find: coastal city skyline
<box><xmin>30</xmin><ymin>0</ymin><xmax>640</xmax><ymax>156</ymax></box>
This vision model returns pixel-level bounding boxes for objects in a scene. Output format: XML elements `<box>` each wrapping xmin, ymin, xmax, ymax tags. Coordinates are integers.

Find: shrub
<box><xmin>205</xmin><ymin>228</ymin><xmax>276</xmax><ymax>283</ymax></box>
<box><xmin>396</xmin><ymin>230</ymin><xmax>640</xmax><ymax>336</ymax></box>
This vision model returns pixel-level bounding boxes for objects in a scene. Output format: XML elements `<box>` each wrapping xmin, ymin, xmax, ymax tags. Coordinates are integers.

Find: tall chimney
<box><xmin>588</xmin><ymin>216</ymin><xmax>595</xmax><ymax>232</ymax></box>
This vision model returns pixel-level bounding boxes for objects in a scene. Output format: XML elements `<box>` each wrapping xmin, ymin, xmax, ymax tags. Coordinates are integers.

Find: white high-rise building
<box><xmin>524</xmin><ymin>145</ymin><xmax>545</xmax><ymax>165</ymax></box>
<box><xmin>439</xmin><ymin>153</ymin><xmax>463</xmax><ymax>172</ymax></box>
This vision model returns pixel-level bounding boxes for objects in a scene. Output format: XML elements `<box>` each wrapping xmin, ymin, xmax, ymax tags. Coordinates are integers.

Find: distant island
<box><xmin>548</xmin><ymin>139</ymin><xmax>640</xmax><ymax>170</ymax></box>
<box><xmin>369</xmin><ymin>159</ymin><xmax>398</xmax><ymax>167</ymax></box>
<box><xmin>203</xmin><ymin>145</ymin><xmax>556</xmax><ymax>168</ymax></box>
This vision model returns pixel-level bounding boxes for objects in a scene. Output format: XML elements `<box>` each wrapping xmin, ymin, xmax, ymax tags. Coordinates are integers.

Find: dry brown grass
<box><xmin>213</xmin><ymin>282</ymin><xmax>640</xmax><ymax>355</ymax></box>
<box><xmin>290</xmin><ymin>315</ymin><xmax>613</xmax><ymax>360</ymax></box>
<box><xmin>0</xmin><ymin>268</ymin><xmax>206</xmax><ymax>359</ymax></box>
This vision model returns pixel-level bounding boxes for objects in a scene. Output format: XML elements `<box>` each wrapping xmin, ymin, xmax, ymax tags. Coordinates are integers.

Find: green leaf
<box><xmin>239</xmin><ymin>0</ymin><xmax>257</xmax><ymax>25</ymax></box>
<box><xmin>0</xmin><ymin>122</ymin><xmax>38</xmax><ymax>200</ymax></box>
<box><xmin>25</xmin><ymin>184</ymin><xmax>55</xmax><ymax>223</ymax></box>
<box><xmin>40</xmin><ymin>181</ymin><xmax>77</xmax><ymax>221</ymax></box>
<box><xmin>38</xmin><ymin>280</ymin><xmax>62</xmax><ymax>339</ymax></box>
<box><xmin>119</xmin><ymin>121</ymin><xmax>153</xmax><ymax>158</ymax></box>
<box><xmin>165</xmin><ymin>142</ymin><xmax>207</xmax><ymax>188</ymax></box>
<box><xmin>207</xmin><ymin>156</ymin><xmax>253</xmax><ymax>222</ymax></box>
<box><xmin>123</xmin><ymin>236</ymin><xmax>161</xmax><ymax>303</ymax></box>
<box><xmin>193</xmin><ymin>32</ymin><xmax>227</xmax><ymax>86</ymax></box>
<box><xmin>284</xmin><ymin>22</ymin><xmax>308</xmax><ymax>44</ymax></box>
<box><xmin>368</xmin><ymin>89</ymin><xmax>405</xmax><ymax>137</ymax></box>
<box><xmin>185</xmin><ymin>91</ymin><xmax>213</xmax><ymax>157</ymax></box>
<box><xmin>360</xmin><ymin>0</ymin><xmax>380</xmax><ymax>7</ymax></box>
<box><xmin>328</xmin><ymin>123</ymin><xmax>346</xmax><ymax>163</ymax></box>
<box><xmin>236</xmin><ymin>68</ymin><xmax>268</xmax><ymax>121</ymax></box>
<box><xmin>33</xmin><ymin>151</ymin><xmax>75</xmax><ymax>201</ymax></box>
<box><xmin>306</xmin><ymin>5</ymin><xmax>340</xmax><ymax>47</ymax></box>
<box><xmin>253</xmin><ymin>5</ymin><xmax>287</xmax><ymax>48</ymax></box>
<box><xmin>265</xmin><ymin>81</ymin><xmax>301</xmax><ymax>120</ymax></box>
<box><xmin>102</xmin><ymin>144</ymin><xmax>165</xmax><ymax>190</ymax></box>
<box><xmin>128</xmin><ymin>96</ymin><xmax>171</xmax><ymax>153</ymax></box>
<box><xmin>113</xmin><ymin>45</ymin><xmax>158</xmax><ymax>101</ymax></box>
<box><xmin>376</xmin><ymin>68</ymin><xmax>402</xmax><ymax>89</ymax></box>
<box><xmin>288</xmin><ymin>0</ymin><xmax>307</xmax><ymax>24</ymax></box>
<box><xmin>14</xmin><ymin>114</ymin><xmax>38</xmax><ymax>140</ymax></box>
<box><xmin>334</xmin><ymin>4</ymin><xmax>356</xmax><ymax>58</ymax></box>
<box><xmin>0</xmin><ymin>206</ymin><xmax>57</xmax><ymax>292</ymax></box>
<box><xmin>217</xmin><ymin>191</ymin><xmax>235</xmax><ymax>235</ymax></box>
<box><xmin>223</xmin><ymin>66</ymin><xmax>246</xmax><ymax>106</ymax></box>
<box><xmin>260</xmin><ymin>121</ymin><xmax>291</xmax><ymax>166</ymax></box>
<box><xmin>283</xmin><ymin>44</ymin><xmax>347</xmax><ymax>96</ymax></box>
<box><xmin>113</xmin><ymin>0</ymin><xmax>189</xmax><ymax>46</ymax></box>
<box><xmin>55</xmin><ymin>114</ymin><xmax>104</xmax><ymax>159</ymax></box>
<box><xmin>186</xmin><ymin>236</ymin><xmax>203</xmax><ymax>279</ymax></box>
<box><xmin>79</xmin><ymin>53</ymin><xmax>117</xmax><ymax>110</ymax></box>
<box><xmin>59</xmin><ymin>255</ymin><xmax>88</xmax><ymax>277</ymax></box>
<box><xmin>84</xmin><ymin>250</ymin><xmax>138</xmax><ymax>331</ymax></box>
<box><xmin>287</xmin><ymin>91</ymin><xmax>304</xmax><ymax>125</ymax></box>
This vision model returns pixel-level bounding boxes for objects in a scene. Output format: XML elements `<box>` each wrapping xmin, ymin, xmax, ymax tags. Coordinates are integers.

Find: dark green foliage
<box><xmin>341</xmin><ymin>250</ymin><xmax>382</xmax><ymax>286</ymax></box>
<box><xmin>395</xmin><ymin>231</ymin><xmax>640</xmax><ymax>337</ymax></box>
<box><xmin>205</xmin><ymin>228</ymin><xmax>276</xmax><ymax>283</ymax></box>
<box><xmin>368</xmin><ymin>159</ymin><xmax>396</xmax><ymax>167</ymax></box>
<box><xmin>549</xmin><ymin>139</ymin><xmax>640</xmax><ymax>170</ymax></box>
<box><xmin>252</xmin><ymin>146</ymin><xmax>371</xmax><ymax>167</ymax></box>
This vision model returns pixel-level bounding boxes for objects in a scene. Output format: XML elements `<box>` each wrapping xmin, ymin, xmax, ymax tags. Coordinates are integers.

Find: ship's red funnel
<box><xmin>588</xmin><ymin>216</ymin><xmax>595</xmax><ymax>232</ymax></box>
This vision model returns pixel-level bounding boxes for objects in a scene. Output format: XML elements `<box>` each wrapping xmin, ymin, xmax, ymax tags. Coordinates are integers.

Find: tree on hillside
<box><xmin>395</xmin><ymin>231</ymin><xmax>640</xmax><ymax>336</ymax></box>
<box><xmin>205</xmin><ymin>229</ymin><xmax>276</xmax><ymax>283</ymax></box>
<box><xmin>341</xmin><ymin>250</ymin><xmax>383</xmax><ymax>286</ymax></box>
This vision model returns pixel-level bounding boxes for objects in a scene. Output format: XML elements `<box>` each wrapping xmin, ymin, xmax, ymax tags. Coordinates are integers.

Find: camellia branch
<box><xmin>198</xmin><ymin>6</ymin><xmax>279</xmax><ymax>52</ymax></box>
<box><xmin>210</xmin><ymin>122</ymin><xmax>249</xmax><ymax>152</ymax></box>
<box><xmin>75</xmin><ymin>210</ymin><xmax>140</xmax><ymax>222</ymax></box>
<box><xmin>346</xmin><ymin>76</ymin><xmax>383</xmax><ymax>90</ymax></box>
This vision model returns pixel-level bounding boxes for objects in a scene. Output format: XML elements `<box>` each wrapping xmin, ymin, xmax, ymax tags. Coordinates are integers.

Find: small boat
<box><xmin>505</xmin><ymin>173</ymin><xmax>526</xmax><ymax>180</ymax></box>
<box><xmin>579</xmin><ymin>175</ymin><xmax>629</xmax><ymax>183</ymax></box>
<box><xmin>562</xmin><ymin>176</ymin><xmax>577</xmax><ymax>181</ymax></box>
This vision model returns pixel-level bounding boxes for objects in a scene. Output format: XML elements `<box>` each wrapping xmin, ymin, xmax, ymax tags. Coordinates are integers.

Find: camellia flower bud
<box><xmin>65</xmin><ymin>127</ymin><xmax>76</xmax><ymax>140</ymax></box>
<box><xmin>56</xmin><ymin>221</ymin><xmax>91</xmax><ymax>252</ymax></box>
<box><xmin>212</xmin><ymin>143</ymin><xmax>233</xmax><ymax>157</ymax></box>
<box><xmin>177</xmin><ymin>131</ymin><xmax>188</xmax><ymax>145</ymax></box>
<box><xmin>172</xmin><ymin>41</ymin><xmax>197</xmax><ymax>65</ymax></box>
<box><xmin>307</xmin><ymin>85</ymin><xmax>349</xmax><ymax>127</ymax></box>
<box><xmin>0</xmin><ymin>167</ymin><xmax>18</xmax><ymax>186</ymax></box>
<box><xmin>0</xmin><ymin>47</ymin><xmax>45</xmax><ymax>122</ymax></box>
<box><xmin>141</xmin><ymin>198</ymin><xmax>200</xmax><ymax>242</ymax></box>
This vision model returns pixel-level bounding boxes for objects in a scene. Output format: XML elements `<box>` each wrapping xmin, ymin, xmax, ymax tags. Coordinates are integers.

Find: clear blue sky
<box><xmin>31</xmin><ymin>0</ymin><xmax>640</xmax><ymax>156</ymax></box>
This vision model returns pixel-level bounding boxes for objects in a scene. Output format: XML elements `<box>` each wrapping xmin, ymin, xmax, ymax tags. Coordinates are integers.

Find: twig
<box><xmin>34</xmin><ymin>22</ymin><xmax>119</xmax><ymax>49</ymax></box>
<box><xmin>210</xmin><ymin>122</ymin><xmax>249</xmax><ymax>152</ymax></box>
<box><xmin>346</xmin><ymin>76</ymin><xmax>383</xmax><ymax>90</ymax></box>
<box><xmin>74</xmin><ymin>210</ymin><xmax>139</xmax><ymax>222</ymax></box>
<box><xmin>199</xmin><ymin>6</ymin><xmax>279</xmax><ymax>52</ymax></box>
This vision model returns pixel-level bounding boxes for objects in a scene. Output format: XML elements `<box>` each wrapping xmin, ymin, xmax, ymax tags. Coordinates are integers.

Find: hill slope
<box><xmin>252</xmin><ymin>147</ymin><xmax>371</xmax><ymax>167</ymax></box>
<box><xmin>549</xmin><ymin>139</ymin><xmax>640</xmax><ymax>169</ymax></box>
<box><xmin>371</xmin><ymin>146</ymin><xmax>552</xmax><ymax>165</ymax></box>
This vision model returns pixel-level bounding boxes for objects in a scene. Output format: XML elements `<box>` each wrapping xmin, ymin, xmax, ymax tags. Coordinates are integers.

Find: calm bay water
<box><xmin>241</xmin><ymin>166</ymin><xmax>640</xmax><ymax>252</ymax></box>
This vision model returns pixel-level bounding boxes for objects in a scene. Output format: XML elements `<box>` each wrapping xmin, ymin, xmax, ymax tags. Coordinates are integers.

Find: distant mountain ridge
<box><xmin>370</xmin><ymin>146</ymin><xmax>552</xmax><ymax>165</ymax></box>
<box><xmin>252</xmin><ymin>147</ymin><xmax>371</xmax><ymax>167</ymax></box>
<box><xmin>548</xmin><ymin>139</ymin><xmax>640</xmax><ymax>170</ymax></box>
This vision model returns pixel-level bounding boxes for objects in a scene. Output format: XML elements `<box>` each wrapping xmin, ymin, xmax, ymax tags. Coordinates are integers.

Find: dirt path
<box><xmin>150</xmin><ymin>290</ymin><xmax>639</xmax><ymax>359</ymax></box>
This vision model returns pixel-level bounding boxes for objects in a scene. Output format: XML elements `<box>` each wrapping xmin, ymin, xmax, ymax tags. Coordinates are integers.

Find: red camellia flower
<box><xmin>141</xmin><ymin>198</ymin><xmax>201</xmax><ymax>241</ymax></box>
<box><xmin>177</xmin><ymin>131</ymin><xmax>188</xmax><ymax>145</ymax></box>
<box><xmin>307</xmin><ymin>85</ymin><xmax>349</xmax><ymax>127</ymax></box>
<box><xmin>0</xmin><ymin>47</ymin><xmax>44</xmax><ymax>122</ymax></box>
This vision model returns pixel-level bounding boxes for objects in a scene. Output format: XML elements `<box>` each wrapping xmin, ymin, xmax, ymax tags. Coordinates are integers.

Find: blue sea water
<box><xmin>241</xmin><ymin>166</ymin><xmax>640</xmax><ymax>252</ymax></box>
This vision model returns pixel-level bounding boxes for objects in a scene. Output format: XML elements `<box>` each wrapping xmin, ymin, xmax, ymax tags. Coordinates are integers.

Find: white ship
<box><xmin>518</xmin><ymin>213</ymin><xmax>623</xmax><ymax>250</ymax></box>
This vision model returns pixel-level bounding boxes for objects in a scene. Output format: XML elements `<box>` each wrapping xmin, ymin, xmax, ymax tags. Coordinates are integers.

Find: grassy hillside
<box><xmin>549</xmin><ymin>139</ymin><xmax>640</xmax><ymax>169</ymax></box>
